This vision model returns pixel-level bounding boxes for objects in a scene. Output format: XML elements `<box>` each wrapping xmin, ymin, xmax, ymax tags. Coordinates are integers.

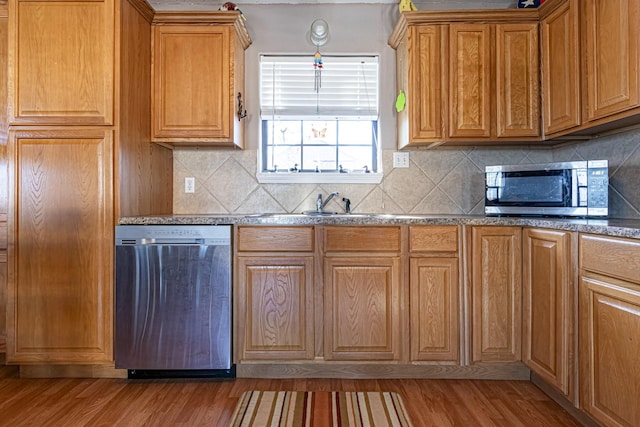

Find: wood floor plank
<box><xmin>0</xmin><ymin>366</ymin><xmax>583</xmax><ymax>426</ymax></box>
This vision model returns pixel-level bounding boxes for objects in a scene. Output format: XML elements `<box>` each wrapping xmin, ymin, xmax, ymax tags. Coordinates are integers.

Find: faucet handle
<box><xmin>342</xmin><ymin>197</ymin><xmax>351</xmax><ymax>214</ymax></box>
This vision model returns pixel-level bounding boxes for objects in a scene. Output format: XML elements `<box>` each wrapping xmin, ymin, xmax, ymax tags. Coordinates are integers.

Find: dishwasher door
<box><xmin>115</xmin><ymin>225</ymin><xmax>233</xmax><ymax>377</ymax></box>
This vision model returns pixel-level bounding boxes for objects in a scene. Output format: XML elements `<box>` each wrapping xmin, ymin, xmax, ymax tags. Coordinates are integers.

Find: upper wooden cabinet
<box><xmin>449</xmin><ymin>22</ymin><xmax>539</xmax><ymax>140</ymax></box>
<box><xmin>151</xmin><ymin>13</ymin><xmax>251</xmax><ymax>147</ymax></box>
<box><xmin>540</xmin><ymin>0</ymin><xmax>581</xmax><ymax>136</ymax></box>
<box><xmin>539</xmin><ymin>0</ymin><xmax>640</xmax><ymax>138</ymax></box>
<box><xmin>392</xmin><ymin>1</ymin><xmax>640</xmax><ymax>146</ymax></box>
<box><xmin>448</xmin><ymin>24</ymin><xmax>491</xmax><ymax>139</ymax></box>
<box><xmin>582</xmin><ymin>0</ymin><xmax>640</xmax><ymax>122</ymax></box>
<box><xmin>394</xmin><ymin>25</ymin><xmax>445</xmax><ymax>148</ymax></box>
<box><xmin>494</xmin><ymin>24</ymin><xmax>540</xmax><ymax>138</ymax></box>
<box><xmin>389</xmin><ymin>11</ymin><xmax>540</xmax><ymax>148</ymax></box>
<box><xmin>8</xmin><ymin>0</ymin><xmax>115</xmax><ymax>125</ymax></box>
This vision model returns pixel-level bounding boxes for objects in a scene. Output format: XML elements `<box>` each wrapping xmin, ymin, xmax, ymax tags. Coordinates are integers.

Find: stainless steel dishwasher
<box><xmin>115</xmin><ymin>225</ymin><xmax>233</xmax><ymax>378</ymax></box>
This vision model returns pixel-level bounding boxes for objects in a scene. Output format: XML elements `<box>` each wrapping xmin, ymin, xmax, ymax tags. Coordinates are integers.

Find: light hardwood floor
<box><xmin>0</xmin><ymin>365</ymin><xmax>583</xmax><ymax>426</ymax></box>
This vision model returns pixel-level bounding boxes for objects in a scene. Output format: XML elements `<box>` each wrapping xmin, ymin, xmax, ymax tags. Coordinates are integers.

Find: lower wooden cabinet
<box><xmin>236</xmin><ymin>256</ymin><xmax>314</xmax><ymax>360</ymax></box>
<box><xmin>469</xmin><ymin>226</ymin><xmax>522</xmax><ymax>363</ymax></box>
<box><xmin>324</xmin><ymin>256</ymin><xmax>401</xmax><ymax>361</ymax></box>
<box><xmin>236</xmin><ymin>226</ymin><xmax>315</xmax><ymax>361</ymax></box>
<box><xmin>323</xmin><ymin>225</ymin><xmax>402</xmax><ymax>361</ymax></box>
<box><xmin>410</xmin><ymin>257</ymin><xmax>459</xmax><ymax>362</ymax></box>
<box><xmin>0</xmin><ymin>241</ymin><xmax>6</xmax><ymax>354</ymax></box>
<box><xmin>7</xmin><ymin>129</ymin><xmax>114</xmax><ymax>363</ymax></box>
<box><xmin>522</xmin><ymin>228</ymin><xmax>574</xmax><ymax>397</ymax></box>
<box><xmin>409</xmin><ymin>225</ymin><xmax>460</xmax><ymax>362</ymax></box>
<box><xmin>579</xmin><ymin>234</ymin><xmax>640</xmax><ymax>427</ymax></box>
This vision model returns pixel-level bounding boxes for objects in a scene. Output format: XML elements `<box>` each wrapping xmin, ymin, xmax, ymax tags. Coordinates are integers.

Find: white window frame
<box><xmin>257</xmin><ymin>54</ymin><xmax>382</xmax><ymax>184</ymax></box>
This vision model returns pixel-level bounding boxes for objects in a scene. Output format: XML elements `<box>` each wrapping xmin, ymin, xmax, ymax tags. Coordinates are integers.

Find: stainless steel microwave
<box><xmin>484</xmin><ymin>160</ymin><xmax>609</xmax><ymax>217</ymax></box>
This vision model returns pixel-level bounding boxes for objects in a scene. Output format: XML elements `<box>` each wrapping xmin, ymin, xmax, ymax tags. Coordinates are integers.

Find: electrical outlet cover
<box><xmin>185</xmin><ymin>177</ymin><xmax>195</xmax><ymax>193</ymax></box>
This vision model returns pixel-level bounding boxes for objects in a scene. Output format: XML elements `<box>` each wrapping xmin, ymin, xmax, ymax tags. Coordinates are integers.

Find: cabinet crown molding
<box><xmin>152</xmin><ymin>11</ymin><xmax>251</xmax><ymax>49</ymax></box>
<box><xmin>389</xmin><ymin>9</ymin><xmax>540</xmax><ymax>48</ymax></box>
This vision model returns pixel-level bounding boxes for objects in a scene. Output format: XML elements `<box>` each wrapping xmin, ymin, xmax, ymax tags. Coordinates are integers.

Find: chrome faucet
<box><xmin>316</xmin><ymin>192</ymin><xmax>339</xmax><ymax>212</ymax></box>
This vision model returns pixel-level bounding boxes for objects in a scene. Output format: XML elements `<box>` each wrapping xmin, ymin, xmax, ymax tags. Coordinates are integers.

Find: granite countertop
<box><xmin>118</xmin><ymin>214</ymin><xmax>640</xmax><ymax>239</ymax></box>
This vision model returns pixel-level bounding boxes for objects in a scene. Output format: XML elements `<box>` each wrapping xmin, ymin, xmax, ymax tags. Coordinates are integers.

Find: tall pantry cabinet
<box><xmin>5</xmin><ymin>0</ymin><xmax>172</xmax><ymax>366</ymax></box>
<box><xmin>0</xmin><ymin>2</ymin><xmax>7</xmax><ymax>357</ymax></box>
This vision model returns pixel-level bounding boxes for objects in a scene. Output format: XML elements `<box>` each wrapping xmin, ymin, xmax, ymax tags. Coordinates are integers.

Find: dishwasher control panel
<box><xmin>116</xmin><ymin>225</ymin><xmax>230</xmax><ymax>245</ymax></box>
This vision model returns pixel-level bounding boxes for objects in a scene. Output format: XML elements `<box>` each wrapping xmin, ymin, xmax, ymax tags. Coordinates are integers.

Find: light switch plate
<box><xmin>393</xmin><ymin>152</ymin><xmax>410</xmax><ymax>168</ymax></box>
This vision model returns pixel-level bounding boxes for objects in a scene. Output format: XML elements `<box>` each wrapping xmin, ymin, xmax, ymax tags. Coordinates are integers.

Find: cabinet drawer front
<box><xmin>409</xmin><ymin>226</ymin><xmax>458</xmax><ymax>253</ymax></box>
<box><xmin>324</xmin><ymin>226</ymin><xmax>401</xmax><ymax>252</ymax></box>
<box><xmin>238</xmin><ymin>226</ymin><xmax>314</xmax><ymax>252</ymax></box>
<box><xmin>580</xmin><ymin>234</ymin><xmax>640</xmax><ymax>284</ymax></box>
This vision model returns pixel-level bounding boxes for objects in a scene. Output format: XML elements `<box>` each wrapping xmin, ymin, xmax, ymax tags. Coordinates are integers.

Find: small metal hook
<box><xmin>237</xmin><ymin>92</ymin><xmax>247</xmax><ymax>120</ymax></box>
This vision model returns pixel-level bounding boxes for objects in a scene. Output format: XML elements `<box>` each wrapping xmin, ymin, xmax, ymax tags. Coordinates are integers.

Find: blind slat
<box><xmin>260</xmin><ymin>55</ymin><xmax>379</xmax><ymax>118</ymax></box>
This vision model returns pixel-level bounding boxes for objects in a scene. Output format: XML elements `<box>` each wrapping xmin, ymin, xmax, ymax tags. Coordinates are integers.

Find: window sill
<box><xmin>257</xmin><ymin>172</ymin><xmax>383</xmax><ymax>184</ymax></box>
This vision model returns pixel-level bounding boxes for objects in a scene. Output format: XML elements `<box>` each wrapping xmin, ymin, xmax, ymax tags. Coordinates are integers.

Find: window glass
<box><xmin>260</xmin><ymin>55</ymin><xmax>379</xmax><ymax>175</ymax></box>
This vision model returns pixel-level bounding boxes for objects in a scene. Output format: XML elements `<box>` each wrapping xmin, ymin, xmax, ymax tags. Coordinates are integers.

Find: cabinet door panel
<box><xmin>580</xmin><ymin>275</ymin><xmax>640</xmax><ymax>427</ymax></box>
<box><xmin>495</xmin><ymin>24</ymin><xmax>539</xmax><ymax>138</ymax></box>
<box><xmin>449</xmin><ymin>24</ymin><xmax>491</xmax><ymax>138</ymax></box>
<box><xmin>583</xmin><ymin>0</ymin><xmax>640</xmax><ymax>120</ymax></box>
<box><xmin>0</xmin><ymin>251</ymin><xmax>6</xmax><ymax>354</ymax></box>
<box><xmin>523</xmin><ymin>229</ymin><xmax>573</xmax><ymax>396</ymax></box>
<box><xmin>409</xmin><ymin>26</ymin><xmax>443</xmax><ymax>141</ymax></box>
<box><xmin>541</xmin><ymin>1</ymin><xmax>581</xmax><ymax>134</ymax></box>
<box><xmin>153</xmin><ymin>25</ymin><xmax>231</xmax><ymax>140</ymax></box>
<box><xmin>7</xmin><ymin>129</ymin><xmax>113</xmax><ymax>363</ymax></box>
<box><xmin>238</xmin><ymin>257</ymin><xmax>314</xmax><ymax>360</ymax></box>
<box><xmin>410</xmin><ymin>257</ymin><xmax>459</xmax><ymax>362</ymax></box>
<box><xmin>325</xmin><ymin>257</ymin><xmax>400</xmax><ymax>360</ymax></box>
<box><xmin>10</xmin><ymin>0</ymin><xmax>114</xmax><ymax>124</ymax></box>
<box><xmin>471</xmin><ymin>226</ymin><xmax>522</xmax><ymax>362</ymax></box>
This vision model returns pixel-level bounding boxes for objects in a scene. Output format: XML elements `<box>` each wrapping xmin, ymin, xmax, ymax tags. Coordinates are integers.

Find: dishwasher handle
<box><xmin>139</xmin><ymin>238</ymin><xmax>206</xmax><ymax>245</ymax></box>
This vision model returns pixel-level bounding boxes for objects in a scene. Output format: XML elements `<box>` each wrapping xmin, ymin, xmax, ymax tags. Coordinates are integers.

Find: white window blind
<box><xmin>260</xmin><ymin>55</ymin><xmax>379</xmax><ymax>119</ymax></box>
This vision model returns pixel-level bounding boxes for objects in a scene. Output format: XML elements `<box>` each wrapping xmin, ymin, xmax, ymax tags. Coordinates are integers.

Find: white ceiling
<box><xmin>149</xmin><ymin>1</ymin><xmax>518</xmax><ymax>8</ymax></box>
<box><xmin>149</xmin><ymin>0</ymin><xmax>397</xmax><ymax>5</ymax></box>
<box><xmin>148</xmin><ymin>1</ymin><xmax>516</xmax><ymax>11</ymax></box>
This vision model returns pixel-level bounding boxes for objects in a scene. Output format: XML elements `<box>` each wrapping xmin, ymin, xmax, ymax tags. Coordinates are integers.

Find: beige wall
<box><xmin>553</xmin><ymin>128</ymin><xmax>640</xmax><ymax>219</ymax></box>
<box><xmin>170</xmin><ymin>2</ymin><xmax>640</xmax><ymax>219</ymax></box>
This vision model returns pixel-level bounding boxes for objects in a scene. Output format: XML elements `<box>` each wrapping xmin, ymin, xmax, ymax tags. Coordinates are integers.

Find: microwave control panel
<box><xmin>587</xmin><ymin>167</ymin><xmax>609</xmax><ymax>209</ymax></box>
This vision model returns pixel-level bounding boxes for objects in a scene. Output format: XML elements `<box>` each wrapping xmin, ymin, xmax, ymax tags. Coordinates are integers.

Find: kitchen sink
<box><xmin>244</xmin><ymin>212</ymin><xmax>394</xmax><ymax>219</ymax></box>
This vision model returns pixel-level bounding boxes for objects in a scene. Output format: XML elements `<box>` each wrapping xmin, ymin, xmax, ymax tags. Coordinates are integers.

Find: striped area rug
<box><xmin>229</xmin><ymin>390</ymin><xmax>413</xmax><ymax>427</ymax></box>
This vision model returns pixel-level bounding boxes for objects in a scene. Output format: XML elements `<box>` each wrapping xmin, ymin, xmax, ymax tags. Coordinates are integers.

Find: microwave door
<box><xmin>486</xmin><ymin>169</ymin><xmax>571</xmax><ymax>207</ymax></box>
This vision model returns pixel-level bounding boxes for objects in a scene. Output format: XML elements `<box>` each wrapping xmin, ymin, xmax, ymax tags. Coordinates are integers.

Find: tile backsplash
<box><xmin>173</xmin><ymin>128</ymin><xmax>640</xmax><ymax>219</ymax></box>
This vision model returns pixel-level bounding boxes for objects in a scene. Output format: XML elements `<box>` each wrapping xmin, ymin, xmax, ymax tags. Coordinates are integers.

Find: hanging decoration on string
<box><xmin>309</xmin><ymin>19</ymin><xmax>329</xmax><ymax>94</ymax></box>
<box><xmin>313</xmin><ymin>49</ymin><xmax>323</xmax><ymax>93</ymax></box>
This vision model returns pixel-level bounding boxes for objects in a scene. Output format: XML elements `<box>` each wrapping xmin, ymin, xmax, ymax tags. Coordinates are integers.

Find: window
<box><xmin>259</xmin><ymin>55</ymin><xmax>380</xmax><ymax>183</ymax></box>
